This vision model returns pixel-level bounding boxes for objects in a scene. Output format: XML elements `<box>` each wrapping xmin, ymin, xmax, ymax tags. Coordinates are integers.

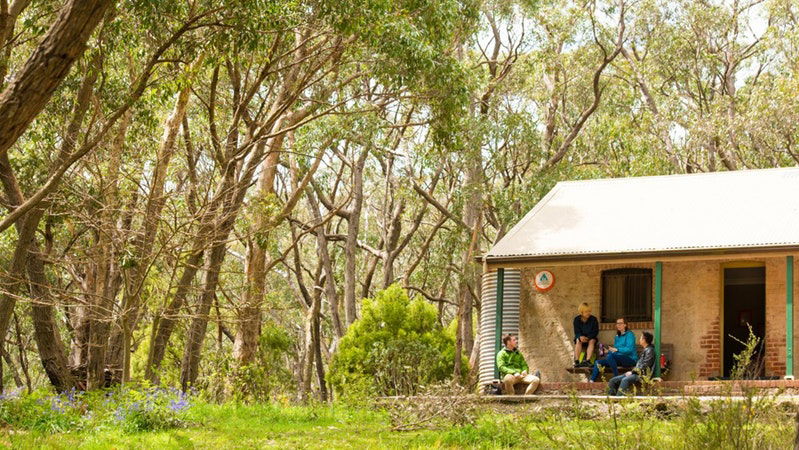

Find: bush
<box><xmin>198</xmin><ymin>322</ymin><xmax>293</xmax><ymax>403</ymax></box>
<box><xmin>227</xmin><ymin>325</ymin><xmax>294</xmax><ymax>403</ymax></box>
<box><xmin>677</xmin><ymin>326</ymin><xmax>792</xmax><ymax>449</ymax></box>
<box><xmin>328</xmin><ymin>284</ymin><xmax>460</xmax><ymax>397</ymax></box>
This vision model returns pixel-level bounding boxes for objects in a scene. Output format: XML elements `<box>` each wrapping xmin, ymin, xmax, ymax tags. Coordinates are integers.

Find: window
<box><xmin>601</xmin><ymin>268</ymin><xmax>652</xmax><ymax>323</ymax></box>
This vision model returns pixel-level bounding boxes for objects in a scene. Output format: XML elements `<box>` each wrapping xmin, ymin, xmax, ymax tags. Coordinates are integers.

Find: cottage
<box><xmin>478</xmin><ymin>167</ymin><xmax>799</xmax><ymax>385</ymax></box>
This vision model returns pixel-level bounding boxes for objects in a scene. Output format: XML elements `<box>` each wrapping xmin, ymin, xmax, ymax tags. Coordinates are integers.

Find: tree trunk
<box><xmin>343</xmin><ymin>147</ymin><xmax>369</xmax><ymax>327</ymax></box>
<box><xmin>180</xmin><ymin>125</ymin><xmax>262</xmax><ymax>389</ymax></box>
<box><xmin>180</xmin><ymin>237</ymin><xmax>228</xmax><ymax>391</ymax></box>
<box><xmin>27</xmin><ymin>240</ymin><xmax>76</xmax><ymax>391</ymax></box>
<box><xmin>382</xmin><ymin>200</ymin><xmax>404</xmax><ymax>288</ymax></box>
<box><xmin>144</xmin><ymin>250</ymin><xmax>204</xmax><ymax>383</ymax></box>
<box><xmin>0</xmin><ymin>160</ymin><xmax>77</xmax><ymax>390</ymax></box>
<box><xmin>307</xmin><ymin>190</ymin><xmax>344</xmax><ymax>338</ymax></box>
<box><xmin>13</xmin><ymin>312</ymin><xmax>32</xmax><ymax>392</ymax></box>
<box><xmin>106</xmin><ymin>82</ymin><xmax>192</xmax><ymax>383</ymax></box>
<box><xmin>1</xmin><ymin>347</ymin><xmax>23</xmax><ymax>388</ymax></box>
<box><xmin>0</xmin><ymin>49</ymin><xmax>100</xmax><ymax>389</ymax></box>
<box><xmin>0</xmin><ymin>0</ymin><xmax>34</xmax><ymax>91</ymax></box>
<box><xmin>233</xmin><ymin>129</ymin><xmax>283</xmax><ymax>367</ymax></box>
<box><xmin>454</xmin><ymin>147</ymin><xmax>483</xmax><ymax>381</ymax></box>
<box><xmin>0</xmin><ymin>0</ymin><xmax>113</xmax><ymax>160</ymax></box>
<box><xmin>313</xmin><ymin>312</ymin><xmax>327</xmax><ymax>401</ymax></box>
<box><xmin>299</xmin><ymin>291</ymin><xmax>319</xmax><ymax>401</ymax></box>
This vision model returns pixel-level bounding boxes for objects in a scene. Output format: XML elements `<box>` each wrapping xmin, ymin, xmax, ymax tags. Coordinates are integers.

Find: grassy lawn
<box><xmin>0</xmin><ymin>399</ymin><xmax>794</xmax><ymax>449</ymax></box>
<box><xmin>1</xmin><ymin>403</ymin><xmax>441</xmax><ymax>449</ymax></box>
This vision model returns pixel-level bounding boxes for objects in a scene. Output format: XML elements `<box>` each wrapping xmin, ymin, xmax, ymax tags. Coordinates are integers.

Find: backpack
<box><xmin>482</xmin><ymin>380</ymin><xmax>503</xmax><ymax>395</ymax></box>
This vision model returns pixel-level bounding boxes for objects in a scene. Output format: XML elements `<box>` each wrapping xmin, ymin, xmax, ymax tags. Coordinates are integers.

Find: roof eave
<box><xmin>477</xmin><ymin>244</ymin><xmax>799</xmax><ymax>265</ymax></box>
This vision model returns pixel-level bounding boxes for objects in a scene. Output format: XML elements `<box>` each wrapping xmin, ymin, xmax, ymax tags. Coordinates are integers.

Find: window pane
<box><xmin>601</xmin><ymin>269</ymin><xmax>652</xmax><ymax>322</ymax></box>
<box><xmin>602</xmin><ymin>273</ymin><xmax>626</xmax><ymax>322</ymax></box>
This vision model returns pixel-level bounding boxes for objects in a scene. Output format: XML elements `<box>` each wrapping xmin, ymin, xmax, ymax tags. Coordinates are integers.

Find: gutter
<box><xmin>475</xmin><ymin>244</ymin><xmax>799</xmax><ymax>265</ymax></box>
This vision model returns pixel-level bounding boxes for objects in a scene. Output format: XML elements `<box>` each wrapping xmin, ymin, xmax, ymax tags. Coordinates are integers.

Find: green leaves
<box><xmin>328</xmin><ymin>285</ymin><xmax>455</xmax><ymax>397</ymax></box>
<box><xmin>316</xmin><ymin>0</ymin><xmax>478</xmax><ymax>149</ymax></box>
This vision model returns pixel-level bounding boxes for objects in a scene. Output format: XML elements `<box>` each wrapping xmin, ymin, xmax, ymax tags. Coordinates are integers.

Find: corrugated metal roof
<box><xmin>484</xmin><ymin>167</ymin><xmax>799</xmax><ymax>262</ymax></box>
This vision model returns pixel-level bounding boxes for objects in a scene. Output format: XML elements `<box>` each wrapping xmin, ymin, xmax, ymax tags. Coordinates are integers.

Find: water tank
<box><xmin>478</xmin><ymin>268</ymin><xmax>521</xmax><ymax>386</ymax></box>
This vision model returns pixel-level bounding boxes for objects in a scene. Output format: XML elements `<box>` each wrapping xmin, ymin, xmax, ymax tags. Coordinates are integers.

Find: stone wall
<box><xmin>512</xmin><ymin>255</ymin><xmax>798</xmax><ymax>382</ymax></box>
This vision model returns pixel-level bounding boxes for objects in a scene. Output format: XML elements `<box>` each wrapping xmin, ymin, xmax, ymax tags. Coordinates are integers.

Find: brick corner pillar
<box><xmin>786</xmin><ymin>255</ymin><xmax>794</xmax><ymax>380</ymax></box>
<box><xmin>699</xmin><ymin>318</ymin><xmax>721</xmax><ymax>378</ymax></box>
<box><xmin>654</xmin><ymin>261</ymin><xmax>663</xmax><ymax>378</ymax></box>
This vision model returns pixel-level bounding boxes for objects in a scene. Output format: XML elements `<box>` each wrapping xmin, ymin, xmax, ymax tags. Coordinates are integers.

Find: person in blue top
<box><xmin>589</xmin><ymin>317</ymin><xmax>637</xmax><ymax>382</ymax></box>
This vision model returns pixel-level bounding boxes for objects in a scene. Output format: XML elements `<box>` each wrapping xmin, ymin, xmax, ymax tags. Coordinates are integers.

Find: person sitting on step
<box><xmin>607</xmin><ymin>331</ymin><xmax>656</xmax><ymax>396</ymax></box>
<box><xmin>573</xmin><ymin>302</ymin><xmax>599</xmax><ymax>367</ymax></box>
<box><xmin>496</xmin><ymin>334</ymin><xmax>541</xmax><ymax>395</ymax></box>
<box><xmin>590</xmin><ymin>317</ymin><xmax>637</xmax><ymax>382</ymax></box>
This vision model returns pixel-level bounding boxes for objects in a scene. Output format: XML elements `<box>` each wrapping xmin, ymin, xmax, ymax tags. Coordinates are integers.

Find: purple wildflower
<box><xmin>50</xmin><ymin>399</ymin><xmax>64</xmax><ymax>413</ymax></box>
<box><xmin>168</xmin><ymin>398</ymin><xmax>190</xmax><ymax>413</ymax></box>
<box><xmin>114</xmin><ymin>407</ymin><xmax>126</xmax><ymax>422</ymax></box>
<box><xmin>0</xmin><ymin>387</ymin><xmax>22</xmax><ymax>402</ymax></box>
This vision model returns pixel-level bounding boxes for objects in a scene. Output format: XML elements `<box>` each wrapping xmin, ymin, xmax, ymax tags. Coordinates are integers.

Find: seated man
<box><xmin>573</xmin><ymin>302</ymin><xmax>599</xmax><ymax>367</ymax></box>
<box><xmin>496</xmin><ymin>334</ymin><xmax>541</xmax><ymax>395</ymax></box>
<box><xmin>607</xmin><ymin>331</ymin><xmax>656</xmax><ymax>396</ymax></box>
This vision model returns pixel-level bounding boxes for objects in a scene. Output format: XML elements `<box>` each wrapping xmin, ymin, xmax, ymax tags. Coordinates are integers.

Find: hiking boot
<box><xmin>573</xmin><ymin>360</ymin><xmax>580</xmax><ymax>368</ymax></box>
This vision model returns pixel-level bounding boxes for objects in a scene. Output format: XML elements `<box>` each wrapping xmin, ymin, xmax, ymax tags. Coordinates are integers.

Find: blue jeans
<box><xmin>590</xmin><ymin>352</ymin><xmax>636</xmax><ymax>381</ymax></box>
<box><xmin>607</xmin><ymin>373</ymin><xmax>641</xmax><ymax>395</ymax></box>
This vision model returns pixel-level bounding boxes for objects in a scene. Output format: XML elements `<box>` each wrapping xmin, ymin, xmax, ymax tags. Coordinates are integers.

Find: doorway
<box><xmin>722</xmin><ymin>266</ymin><xmax>766</xmax><ymax>378</ymax></box>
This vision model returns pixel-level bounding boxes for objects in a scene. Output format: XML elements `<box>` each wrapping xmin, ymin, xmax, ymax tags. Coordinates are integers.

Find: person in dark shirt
<box><xmin>573</xmin><ymin>302</ymin><xmax>599</xmax><ymax>367</ymax></box>
<box><xmin>607</xmin><ymin>331</ymin><xmax>656</xmax><ymax>396</ymax></box>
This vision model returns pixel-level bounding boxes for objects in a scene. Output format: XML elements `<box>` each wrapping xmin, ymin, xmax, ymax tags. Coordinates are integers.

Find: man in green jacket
<box><xmin>496</xmin><ymin>334</ymin><xmax>541</xmax><ymax>395</ymax></box>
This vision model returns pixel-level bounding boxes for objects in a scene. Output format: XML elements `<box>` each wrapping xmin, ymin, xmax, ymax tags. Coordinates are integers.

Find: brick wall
<box><xmin>510</xmin><ymin>255</ymin><xmax>797</xmax><ymax>382</ymax></box>
<box><xmin>765</xmin><ymin>257</ymin><xmax>788</xmax><ymax>377</ymax></box>
<box><xmin>766</xmin><ymin>336</ymin><xmax>786</xmax><ymax>376</ymax></box>
<box><xmin>698</xmin><ymin>318</ymin><xmax>721</xmax><ymax>378</ymax></box>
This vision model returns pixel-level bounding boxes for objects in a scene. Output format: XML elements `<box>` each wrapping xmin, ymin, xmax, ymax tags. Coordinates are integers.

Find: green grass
<box><xmin>1</xmin><ymin>402</ymin><xmax>435</xmax><ymax>449</ymax></box>
<box><xmin>0</xmin><ymin>400</ymin><xmax>794</xmax><ymax>449</ymax></box>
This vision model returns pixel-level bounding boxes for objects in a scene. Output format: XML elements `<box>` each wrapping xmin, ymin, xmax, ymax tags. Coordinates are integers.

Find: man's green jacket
<box><xmin>496</xmin><ymin>347</ymin><xmax>529</xmax><ymax>377</ymax></box>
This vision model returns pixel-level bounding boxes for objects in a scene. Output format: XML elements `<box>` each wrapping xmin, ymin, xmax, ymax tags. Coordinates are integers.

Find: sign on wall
<box><xmin>533</xmin><ymin>270</ymin><xmax>555</xmax><ymax>292</ymax></box>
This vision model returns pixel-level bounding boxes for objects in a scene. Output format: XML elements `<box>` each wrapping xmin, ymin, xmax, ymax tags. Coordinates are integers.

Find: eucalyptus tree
<box><xmin>0</xmin><ymin>1</ymin><xmax>224</xmax><ymax>391</ymax></box>
<box><xmin>0</xmin><ymin>0</ymin><xmax>114</xmax><ymax>164</ymax></box>
<box><xmin>614</xmin><ymin>0</ymin><xmax>785</xmax><ymax>172</ymax></box>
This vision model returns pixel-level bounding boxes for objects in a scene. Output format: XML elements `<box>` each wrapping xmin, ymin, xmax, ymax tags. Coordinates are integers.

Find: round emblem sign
<box><xmin>533</xmin><ymin>270</ymin><xmax>555</xmax><ymax>292</ymax></box>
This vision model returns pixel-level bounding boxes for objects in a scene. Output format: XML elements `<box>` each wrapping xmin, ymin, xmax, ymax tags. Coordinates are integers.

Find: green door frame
<box><xmin>654</xmin><ymin>261</ymin><xmax>662</xmax><ymax>378</ymax></box>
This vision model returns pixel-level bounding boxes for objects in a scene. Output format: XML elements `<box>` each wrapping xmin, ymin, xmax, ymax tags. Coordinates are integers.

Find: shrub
<box><xmin>198</xmin><ymin>321</ymin><xmax>293</xmax><ymax>403</ymax></box>
<box><xmin>677</xmin><ymin>326</ymin><xmax>792</xmax><ymax>449</ymax></box>
<box><xmin>328</xmin><ymin>284</ymin><xmax>460</xmax><ymax>397</ymax></box>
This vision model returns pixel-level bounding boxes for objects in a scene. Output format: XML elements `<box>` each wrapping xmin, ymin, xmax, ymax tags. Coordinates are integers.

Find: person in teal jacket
<box><xmin>496</xmin><ymin>334</ymin><xmax>541</xmax><ymax>395</ymax></box>
<box><xmin>589</xmin><ymin>317</ymin><xmax>637</xmax><ymax>382</ymax></box>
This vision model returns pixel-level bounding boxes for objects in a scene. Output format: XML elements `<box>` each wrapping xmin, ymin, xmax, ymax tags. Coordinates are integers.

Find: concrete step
<box><xmin>536</xmin><ymin>379</ymin><xmax>799</xmax><ymax>395</ymax></box>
